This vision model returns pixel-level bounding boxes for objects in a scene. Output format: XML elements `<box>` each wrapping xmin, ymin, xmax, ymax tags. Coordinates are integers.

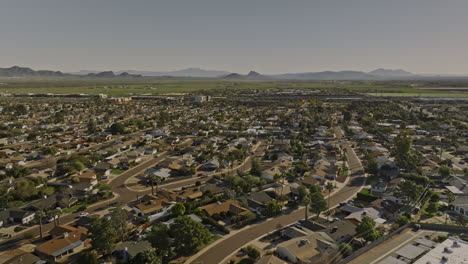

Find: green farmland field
<box><xmin>0</xmin><ymin>78</ymin><xmax>467</xmax><ymax>98</ymax></box>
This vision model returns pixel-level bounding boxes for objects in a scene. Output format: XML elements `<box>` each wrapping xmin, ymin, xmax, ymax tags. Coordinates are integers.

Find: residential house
<box><xmin>450</xmin><ymin>195</ymin><xmax>468</xmax><ymax>218</ymax></box>
<box><xmin>78</xmin><ymin>171</ymin><xmax>98</xmax><ymax>185</ymax></box>
<box><xmin>276</xmin><ymin>233</ymin><xmax>337</xmax><ymax>264</ymax></box>
<box><xmin>243</xmin><ymin>191</ymin><xmax>275</xmax><ymax>213</ymax></box>
<box><xmin>34</xmin><ymin>227</ymin><xmax>88</xmax><ymax>261</ymax></box>
<box><xmin>112</xmin><ymin>240</ymin><xmax>152</xmax><ymax>262</ymax></box>
<box><xmin>199</xmin><ymin>200</ymin><xmax>250</xmax><ymax>218</ymax></box>
<box><xmin>4</xmin><ymin>253</ymin><xmax>43</xmax><ymax>264</ymax></box>
<box><xmin>0</xmin><ymin>208</ymin><xmax>35</xmax><ymax>226</ymax></box>
<box><xmin>132</xmin><ymin>197</ymin><xmax>173</xmax><ymax>217</ymax></box>
<box><xmin>255</xmin><ymin>255</ymin><xmax>287</xmax><ymax>264</ymax></box>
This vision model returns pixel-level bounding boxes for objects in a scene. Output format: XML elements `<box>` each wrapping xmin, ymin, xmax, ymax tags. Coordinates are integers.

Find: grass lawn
<box><xmin>112</xmin><ymin>169</ymin><xmax>126</xmax><ymax>175</ymax></box>
<box><xmin>62</xmin><ymin>202</ymin><xmax>89</xmax><ymax>213</ymax></box>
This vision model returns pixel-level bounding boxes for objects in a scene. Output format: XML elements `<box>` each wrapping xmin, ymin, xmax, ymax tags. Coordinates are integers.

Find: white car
<box><xmin>46</xmin><ymin>215</ymin><xmax>58</xmax><ymax>223</ymax></box>
<box><xmin>79</xmin><ymin>212</ymin><xmax>89</xmax><ymax>218</ymax></box>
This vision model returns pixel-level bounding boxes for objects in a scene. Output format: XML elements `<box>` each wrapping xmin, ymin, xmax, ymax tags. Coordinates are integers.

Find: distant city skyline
<box><xmin>1</xmin><ymin>0</ymin><xmax>468</xmax><ymax>75</ymax></box>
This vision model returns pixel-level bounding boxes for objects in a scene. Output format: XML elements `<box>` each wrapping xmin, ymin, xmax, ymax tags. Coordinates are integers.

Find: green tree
<box><xmin>12</xmin><ymin>180</ymin><xmax>37</xmax><ymax>200</ymax></box>
<box><xmin>36</xmin><ymin>210</ymin><xmax>46</xmax><ymax>238</ymax></box>
<box><xmin>439</xmin><ymin>165</ymin><xmax>451</xmax><ymax>177</ymax></box>
<box><xmin>395</xmin><ymin>180</ymin><xmax>423</xmax><ymax>205</ymax></box>
<box><xmin>171</xmin><ymin>216</ymin><xmax>212</xmax><ymax>255</ymax></box>
<box><xmin>110</xmin><ymin>207</ymin><xmax>129</xmax><ymax>242</ymax></box>
<box><xmin>396</xmin><ymin>215</ymin><xmax>410</xmax><ymax>227</ymax></box>
<box><xmin>244</xmin><ymin>246</ymin><xmax>260</xmax><ymax>259</ymax></box>
<box><xmin>148</xmin><ymin>224</ymin><xmax>172</xmax><ymax>259</ymax></box>
<box><xmin>89</xmin><ymin>217</ymin><xmax>116</xmax><ymax>255</ymax></box>
<box><xmin>309</xmin><ymin>191</ymin><xmax>327</xmax><ymax>219</ymax></box>
<box><xmin>426</xmin><ymin>202</ymin><xmax>438</xmax><ymax>215</ymax></box>
<box><xmin>131</xmin><ymin>249</ymin><xmax>162</xmax><ymax>264</ymax></box>
<box><xmin>325</xmin><ymin>182</ymin><xmax>335</xmax><ymax>220</ymax></box>
<box><xmin>110</xmin><ymin>122</ymin><xmax>125</xmax><ymax>135</ymax></box>
<box><xmin>338</xmin><ymin>243</ymin><xmax>353</xmax><ymax>258</ymax></box>
<box><xmin>87</xmin><ymin>119</ymin><xmax>98</xmax><ymax>133</ymax></box>
<box><xmin>300</xmin><ymin>195</ymin><xmax>311</xmax><ymax>221</ymax></box>
<box><xmin>172</xmin><ymin>203</ymin><xmax>186</xmax><ymax>217</ymax></box>
<box><xmin>355</xmin><ymin>216</ymin><xmax>381</xmax><ymax>242</ymax></box>
<box><xmin>5</xmin><ymin>166</ymin><xmax>31</xmax><ymax>179</ymax></box>
<box><xmin>78</xmin><ymin>250</ymin><xmax>99</xmax><ymax>264</ymax></box>
<box><xmin>262</xmin><ymin>201</ymin><xmax>282</xmax><ymax>218</ymax></box>
<box><xmin>250</xmin><ymin>159</ymin><xmax>262</xmax><ymax>177</ymax></box>
<box><xmin>148</xmin><ymin>174</ymin><xmax>161</xmax><ymax>195</ymax></box>
<box><xmin>73</xmin><ymin>161</ymin><xmax>86</xmax><ymax>171</ymax></box>
<box><xmin>457</xmin><ymin>215</ymin><xmax>466</xmax><ymax>227</ymax></box>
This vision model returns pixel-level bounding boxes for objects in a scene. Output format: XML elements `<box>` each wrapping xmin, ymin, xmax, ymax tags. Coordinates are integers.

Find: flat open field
<box><xmin>1</xmin><ymin>78</ymin><xmax>468</xmax><ymax>98</ymax></box>
<box><xmin>366</xmin><ymin>92</ymin><xmax>468</xmax><ymax>98</ymax></box>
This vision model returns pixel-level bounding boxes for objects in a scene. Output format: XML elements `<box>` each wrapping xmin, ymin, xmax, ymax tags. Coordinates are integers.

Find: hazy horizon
<box><xmin>2</xmin><ymin>0</ymin><xmax>468</xmax><ymax>75</ymax></box>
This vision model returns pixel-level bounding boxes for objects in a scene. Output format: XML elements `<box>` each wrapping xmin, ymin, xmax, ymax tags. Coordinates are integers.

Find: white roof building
<box><xmin>414</xmin><ymin>237</ymin><xmax>468</xmax><ymax>264</ymax></box>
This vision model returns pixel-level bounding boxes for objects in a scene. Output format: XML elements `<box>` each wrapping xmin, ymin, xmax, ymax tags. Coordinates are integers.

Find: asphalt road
<box><xmin>188</xmin><ymin>129</ymin><xmax>366</xmax><ymax>264</ymax></box>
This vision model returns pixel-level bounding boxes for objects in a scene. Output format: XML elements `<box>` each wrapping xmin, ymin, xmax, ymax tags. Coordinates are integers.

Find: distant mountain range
<box><xmin>70</xmin><ymin>68</ymin><xmax>230</xmax><ymax>78</ymax></box>
<box><xmin>0</xmin><ymin>66</ymin><xmax>141</xmax><ymax>78</ymax></box>
<box><xmin>2</xmin><ymin>65</ymin><xmax>466</xmax><ymax>80</ymax></box>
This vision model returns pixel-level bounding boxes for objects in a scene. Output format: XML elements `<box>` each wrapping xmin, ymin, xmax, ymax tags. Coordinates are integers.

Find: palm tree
<box><xmin>301</xmin><ymin>196</ymin><xmax>311</xmax><ymax>221</ymax></box>
<box><xmin>55</xmin><ymin>208</ymin><xmax>63</xmax><ymax>226</ymax></box>
<box><xmin>457</xmin><ymin>215</ymin><xmax>466</xmax><ymax>227</ymax></box>
<box><xmin>325</xmin><ymin>182</ymin><xmax>335</xmax><ymax>221</ymax></box>
<box><xmin>36</xmin><ymin>210</ymin><xmax>46</xmax><ymax>238</ymax></box>
<box><xmin>148</xmin><ymin>174</ymin><xmax>161</xmax><ymax>195</ymax></box>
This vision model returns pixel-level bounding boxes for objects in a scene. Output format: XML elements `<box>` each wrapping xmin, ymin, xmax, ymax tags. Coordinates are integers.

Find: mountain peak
<box><xmin>247</xmin><ymin>71</ymin><xmax>261</xmax><ymax>77</ymax></box>
<box><xmin>369</xmin><ymin>68</ymin><xmax>414</xmax><ymax>77</ymax></box>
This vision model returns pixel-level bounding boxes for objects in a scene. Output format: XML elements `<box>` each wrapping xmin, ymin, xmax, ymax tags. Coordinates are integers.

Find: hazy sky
<box><xmin>1</xmin><ymin>0</ymin><xmax>468</xmax><ymax>74</ymax></box>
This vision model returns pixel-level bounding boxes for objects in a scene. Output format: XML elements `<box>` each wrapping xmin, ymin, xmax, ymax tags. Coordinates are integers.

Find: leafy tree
<box><xmin>148</xmin><ymin>224</ymin><xmax>172</xmax><ymax>259</ymax></box>
<box><xmin>250</xmin><ymin>159</ymin><xmax>262</xmax><ymax>177</ymax></box>
<box><xmin>110</xmin><ymin>207</ymin><xmax>129</xmax><ymax>242</ymax></box>
<box><xmin>73</xmin><ymin>161</ymin><xmax>86</xmax><ymax>171</ymax></box>
<box><xmin>365</xmin><ymin>156</ymin><xmax>379</xmax><ymax>176</ymax></box>
<box><xmin>5</xmin><ymin>166</ymin><xmax>31</xmax><ymax>178</ymax></box>
<box><xmin>172</xmin><ymin>203</ymin><xmax>186</xmax><ymax>217</ymax></box>
<box><xmin>426</xmin><ymin>202</ymin><xmax>438</xmax><ymax>215</ymax></box>
<box><xmin>171</xmin><ymin>216</ymin><xmax>212</xmax><ymax>255</ymax></box>
<box><xmin>262</xmin><ymin>201</ymin><xmax>282</xmax><ymax>218</ymax></box>
<box><xmin>338</xmin><ymin>243</ymin><xmax>353</xmax><ymax>258</ymax></box>
<box><xmin>110</xmin><ymin>122</ymin><xmax>125</xmax><ymax>135</ymax></box>
<box><xmin>244</xmin><ymin>246</ymin><xmax>260</xmax><ymax>259</ymax></box>
<box><xmin>309</xmin><ymin>191</ymin><xmax>327</xmax><ymax>219</ymax></box>
<box><xmin>131</xmin><ymin>249</ymin><xmax>162</xmax><ymax>264</ymax></box>
<box><xmin>355</xmin><ymin>216</ymin><xmax>381</xmax><ymax>242</ymax></box>
<box><xmin>439</xmin><ymin>165</ymin><xmax>451</xmax><ymax>177</ymax></box>
<box><xmin>396</xmin><ymin>215</ymin><xmax>410</xmax><ymax>227</ymax></box>
<box><xmin>78</xmin><ymin>250</ymin><xmax>99</xmax><ymax>264</ymax></box>
<box><xmin>394</xmin><ymin>132</ymin><xmax>415</xmax><ymax>171</ymax></box>
<box><xmin>395</xmin><ymin>180</ymin><xmax>423</xmax><ymax>205</ymax></box>
<box><xmin>89</xmin><ymin>217</ymin><xmax>116</xmax><ymax>255</ymax></box>
<box><xmin>87</xmin><ymin>119</ymin><xmax>98</xmax><ymax>133</ymax></box>
<box><xmin>325</xmin><ymin>182</ymin><xmax>335</xmax><ymax>218</ymax></box>
<box><xmin>457</xmin><ymin>215</ymin><xmax>466</xmax><ymax>227</ymax></box>
<box><xmin>12</xmin><ymin>180</ymin><xmax>37</xmax><ymax>200</ymax></box>
<box><xmin>300</xmin><ymin>195</ymin><xmax>311</xmax><ymax>221</ymax></box>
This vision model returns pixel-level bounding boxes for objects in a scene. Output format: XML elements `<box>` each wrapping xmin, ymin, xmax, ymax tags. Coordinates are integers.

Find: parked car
<box><xmin>47</xmin><ymin>215</ymin><xmax>58</xmax><ymax>223</ymax></box>
<box><xmin>79</xmin><ymin>212</ymin><xmax>89</xmax><ymax>218</ymax></box>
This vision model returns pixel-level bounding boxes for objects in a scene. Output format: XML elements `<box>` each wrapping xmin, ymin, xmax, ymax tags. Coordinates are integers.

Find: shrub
<box><xmin>356</xmin><ymin>190</ymin><xmax>378</xmax><ymax>202</ymax></box>
<box><xmin>24</xmin><ymin>231</ymin><xmax>36</xmax><ymax>239</ymax></box>
<box><xmin>14</xmin><ymin>226</ymin><xmax>26</xmax><ymax>232</ymax></box>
